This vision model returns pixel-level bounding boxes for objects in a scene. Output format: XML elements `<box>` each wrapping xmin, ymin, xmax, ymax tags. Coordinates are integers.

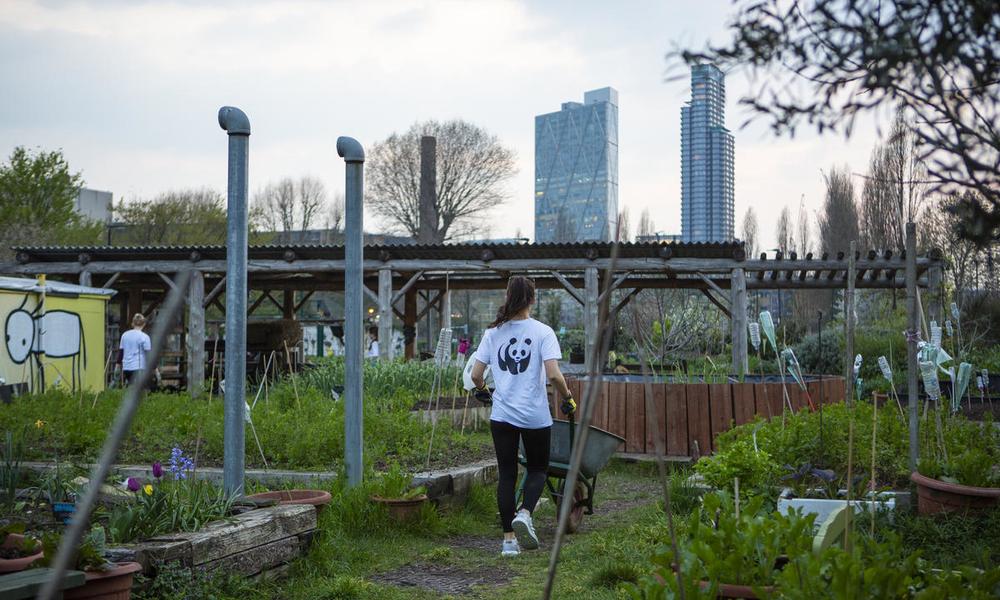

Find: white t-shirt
<box><xmin>120</xmin><ymin>329</ymin><xmax>151</xmax><ymax>371</ymax></box>
<box><xmin>474</xmin><ymin>318</ymin><xmax>561</xmax><ymax>429</ymax></box>
<box><xmin>366</xmin><ymin>339</ymin><xmax>379</xmax><ymax>358</ymax></box>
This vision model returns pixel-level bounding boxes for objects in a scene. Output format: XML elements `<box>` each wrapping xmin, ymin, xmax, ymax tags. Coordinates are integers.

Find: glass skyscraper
<box><xmin>534</xmin><ymin>87</ymin><xmax>619</xmax><ymax>243</ymax></box>
<box><xmin>681</xmin><ymin>64</ymin><xmax>734</xmax><ymax>242</ymax></box>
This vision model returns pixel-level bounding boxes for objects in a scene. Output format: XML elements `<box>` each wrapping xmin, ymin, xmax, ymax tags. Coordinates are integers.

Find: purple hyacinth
<box><xmin>168</xmin><ymin>447</ymin><xmax>195</xmax><ymax>480</ymax></box>
<box><xmin>152</xmin><ymin>461</ymin><xmax>163</xmax><ymax>479</ymax></box>
<box><xmin>126</xmin><ymin>477</ymin><xmax>141</xmax><ymax>492</ymax></box>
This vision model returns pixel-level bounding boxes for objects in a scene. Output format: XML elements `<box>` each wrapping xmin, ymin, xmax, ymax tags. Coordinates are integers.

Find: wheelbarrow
<box><xmin>515</xmin><ymin>415</ymin><xmax>625</xmax><ymax>533</ymax></box>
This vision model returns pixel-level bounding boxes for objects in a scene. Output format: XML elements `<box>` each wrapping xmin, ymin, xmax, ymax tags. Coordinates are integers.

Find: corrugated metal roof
<box><xmin>0</xmin><ymin>276</ymin><xmax>116</xmax><ymax>296</ymax></box>
<box><xmin>11</xmin><ymin>240</ymin><xmax>745</xmax><ymax>264</ymax></box>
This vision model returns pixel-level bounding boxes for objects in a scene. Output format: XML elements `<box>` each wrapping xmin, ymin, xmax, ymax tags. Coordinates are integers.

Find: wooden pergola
<box><xmin>3</xmin><ymin>240</ymin><xmax>943</xmax><ymax>395</ymax></box>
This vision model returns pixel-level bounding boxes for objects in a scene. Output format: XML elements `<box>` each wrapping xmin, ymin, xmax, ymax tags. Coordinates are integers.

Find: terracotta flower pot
<box><xmin>64</xmin><ymin>561</ymin><xmax>142</xmax><ymax>600</ymax></box>
<box><xmin>0</xmin><ymin>533</ymin><xmax>43</xmax><ymax>573</ymax></box>
<box><xmin>654</xmin><ymin>571</ymin><xmax>776</xmax><ymax>599</ymax></box>
<box><xmin>371</xmin><ymin>494</ymin><xmax>429</xmax><ymax>522</ymax></box>
<box><xmin>245</xmin><ymin>489</ymin><xmax>333</xmax><ymax>514</ymax></box>
<box><xmin>910</xmin><ymin>471</ymin><xmax>1000</xmax><ymax>515</ymax></box>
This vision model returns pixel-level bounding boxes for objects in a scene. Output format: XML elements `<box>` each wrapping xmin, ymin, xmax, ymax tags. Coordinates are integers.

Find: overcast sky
<box><xmin>0</xmin><ymin>0</ymin><xmax>889</xmax><ymax>247</ymax></box>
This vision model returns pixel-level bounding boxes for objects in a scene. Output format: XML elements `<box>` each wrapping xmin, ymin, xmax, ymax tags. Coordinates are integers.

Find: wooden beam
<box><xmin>416</xmin><ymin>291</ymin><xmax>442</xmax><ymax>321</ymax></box>
<box><xmin>731</xmin><ymin>268</ymin><xmax>748</xmax><ymax>375</ymax></box>
<box><xmin>378</xmin><ymin>268</ymin><xmax>393</xmax><ymax>361</ymax></box>
<box><xmin>391</xmin><ymin>271</ymin><xmax>425</xmax><ymax>305</ymax></box>
<box><xmin>610</xmin><ymin>288</ymin><xmax>640</xmax><ymax>320</ymax></box>
<box><xmin>204</xmin><ymin>276</ymin><xmax>227</xmax><ymax>308</ymax></box>
<box><xmin>404</xmin><ymin>288</ymin><xmax>417</xmax><ymax>360</ymax></box>
<box><xmin>583</xmin><ymin>268</ymin><xmax>599</xmax><ymax>368</ymax></box>
<box><xmin>362</xmin><ymin>285</ymin><xmax>378</xmax><ymax>304</ymax></box>
<box><xmin>549</xmin><ymin>270</ymin><xmax>585</xmax><ymax>305</ymax></box>
<box><xmin>700</xmin><ymin>288</ymin><xmax>732</xmax><ymax>319</ymax></box>
<box><xmin>294</xmin><ymin>290</ymin><xmax>315</xmax><ymax>313</ymax></box>
<box><xmin>247</xmin><ymin>292</ymin><xmax>271</xmax><ymax>316</ymax></box>
<box><xmin>696</xmin><ymin>272</ymin><xmax>731</xmax><ymax>307</ymax></box>
<box><xmin>597</xmin><ymin>271</ymin><xmax>631</xmax><ymax>305</ymax></box>
<box><xmin>103</xmin><ymin>272</ymin><xmax>121</xmax><ymax>289</ymax></box>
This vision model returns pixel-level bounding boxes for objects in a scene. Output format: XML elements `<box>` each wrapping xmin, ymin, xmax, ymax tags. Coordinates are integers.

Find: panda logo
<box><xmin>497</xmin><ymin>337</ymin><xmax>532</xmax><ymax>375</ymax></box>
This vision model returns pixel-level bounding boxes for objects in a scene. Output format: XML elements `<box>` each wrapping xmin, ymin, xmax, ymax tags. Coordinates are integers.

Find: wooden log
<box><xmin>685</xmin><ymin>384</ymin><xmax>712</xmax><ymax>456</ymax></box>
<box><xmin>199</xmin><ymin>535</ymin><xmax>301</xmax><ymax>577</ymax></box>
<box><xmin>625</xmin><ymin>383</ymin><xmax>645</xmax><ymax>453</ymax></box>
<box><xmin>732</xmin><ymin>383</ymin><xmax>756</xmax><ymax>425</ymax></box>
<box><xmin>180</xmin><ymin>504</ymin><xmax>316</xmax><ymax>566</ymax></box>
<box><xmin>664</xmin><ymin>384</ymin><xmax>689</xmax><ymax>456</ymax></box>
<box><xmin>708</xmin><ymin>384</ymin><xmax>734</xmax><ymax>445</ymax></box>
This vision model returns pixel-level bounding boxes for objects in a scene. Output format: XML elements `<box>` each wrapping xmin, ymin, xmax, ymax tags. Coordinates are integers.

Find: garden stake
<box><xmin>208</xmin><ymin>335</ymin><xmax>219</xmax><ymax>402</ymax></box>
<box><xmin>37</xmin><ymin>271</ymin><xmax>189</xmax><ymax>600</ymax></box>
<box><xmin>460</xmin><ymin>390</ymin><xmax>470</xmax><ymax>435</ymax></box>
<box><xmin>734</xmin><ymin>477</ymin><xmax>740</xmax><ymax>521</ymax></box>
<box><xmin>870</xmin><ymin>394</ymin><xmax>877</xmax><ymax>539</ymax></box>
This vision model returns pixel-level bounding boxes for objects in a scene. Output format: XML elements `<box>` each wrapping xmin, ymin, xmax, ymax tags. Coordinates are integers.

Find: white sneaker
<box><xmin>511</xmin><ymin>509</ymin><xmax>539</xmax><ymax>549</ymax></box>
<box><xmin>501</xmin><ymin>538</ymin><xmax>521</xmax><ymax>557</ymax></box>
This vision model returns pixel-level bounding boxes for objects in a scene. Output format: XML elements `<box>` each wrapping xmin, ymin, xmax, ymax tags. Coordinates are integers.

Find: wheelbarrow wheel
<box><xmin>558</xmin><ymin>482</ymin><xmax>587</xmax><ymax>533</ymax></box>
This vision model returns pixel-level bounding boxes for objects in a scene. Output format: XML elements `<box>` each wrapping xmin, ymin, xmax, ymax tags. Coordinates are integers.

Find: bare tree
<box><xmin>253</xmin><ymin>176</ymin><xmax>331</xmax><ymax>233</ymax></box>
<box><xmin>366</xmin><ymin>120</ymin><xmax>517</xmax><ymax>242</ymax></box>
<box><xmin>637</xmin><ymin>208</ymin><xmax>655</xmax><ymax>239</ymax></box>
<box><xmin>676</xmin><ymin>0</ymin><xmax>1000</xmax><ymax>244</ymax></box>
<box><xmin>818</xmin><ymin>165</ymin><xmax>861</xmax><ymax>256</ymax></box>
<box><xmin>775</xmin><ymin>206</ymin><xmax>793</xmax><ymax>254</ymax></box>
<box><xmin>740</xmin><ymin>207</ymin><xmax>758</xmax><ymax>258</ymax></box>
<box><xmin>796</xmin><ymin>196</ymin><xmax>811</xmax><ymax>256</ymax></box>
<box><xmin>325</xmin><ymin>192</ymin><xmax>345</xmax><ymax>231</ymax></box>
<box><xmin>617</xmin><ymin>207</ymin><xmax>631</xmax><ymax>242</ymax></box>
<box><xmin>861</xmin><ymin>113</ymin><xmax>927</xmax><ymax>251</ymax></box>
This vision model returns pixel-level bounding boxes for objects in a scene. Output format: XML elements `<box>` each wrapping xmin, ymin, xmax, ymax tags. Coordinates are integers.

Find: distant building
<box><xmin>534</xmin><ymin>87</ymin><xmax>619</xmax><ymax>243</ymax></box>
<box><xmin>681</xmin><ymin>64</ymin><xmax>734</xmax><ymax>242</ymax></box>
<box><xmin>75</xmin><ymin>188</ymin><xmax>112</xmax><ymax>224</ymax></box>
<box><xmin>635</xmin><ymin>233</ymin><xmax>683</xmax><ymax>244</ymax></box>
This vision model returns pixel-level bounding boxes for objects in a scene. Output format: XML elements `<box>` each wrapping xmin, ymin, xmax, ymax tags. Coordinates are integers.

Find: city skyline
<box><xmin>0</xmin><ymin>0</ymin><xmax>885</xmax><ymax>248</ymax></box>
<box><xmin>681</xmin><ymin>63</ymin><xmax>735</xmax><ymax>242</ymax></box>
<box><xmin>534</xmin><ymin>87</ymin><xmax>619</xmax><ymax>243</ymax></box>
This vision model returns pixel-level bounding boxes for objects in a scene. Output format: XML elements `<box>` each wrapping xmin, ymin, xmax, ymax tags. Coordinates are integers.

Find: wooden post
<box><xmin>905</xmin><ymin>223</ymin><xmax>919</xmax><ymax>471</ymax></box>
<box><xmin>404</xmin><ymin>288</ymin><xmax>417</xmax><ymax>360</ymax></box>
<box><xmin>187</xmin><ymin>271</ymin><xmax>206</xmax><ymax>397</ymax></box>
<box><xmin>844</xmin><ymin>241</ymin><xmax>856</xmax><ymax>405</ymax></box>
<box><xmin>377</xmin><ymin>268</ymin><xmax>393</xmax><ymax>361</ymax></box>
<box><xmin>79</xmin><ymin>270</ymin><xmax>92</xmax><ymax>287</ymax></box>
<box><xmin>584</xmin><ymin>267</ymin><xmax>599</xmax><ymax>369</ymax></box>
<box><xmin>282</xmin><ymin>290</ymin><xmax>295</xmax><ymax>319</ymax></box>
<box><xmin>731</xmin><ymin>268</ymin><xmax>748</xmax><ymax>375</ymax></box>
<box><xmin>441</xmin><ymin>290</ymin><xmax>451</xmax><ymax>330</ymax></box>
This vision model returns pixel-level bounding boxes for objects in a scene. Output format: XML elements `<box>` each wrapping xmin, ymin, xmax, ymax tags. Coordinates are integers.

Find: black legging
<box><xmin>491</xmin><ymin>420</ymin><xmax>551</xmax><ymax>533</ymax></box>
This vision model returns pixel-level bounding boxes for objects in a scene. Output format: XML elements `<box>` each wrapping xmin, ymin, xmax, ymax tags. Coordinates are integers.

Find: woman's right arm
<box><xmin>544</xmin><ymin>359</ymin><xmax>572</xmax><ymax>399</ymax></box>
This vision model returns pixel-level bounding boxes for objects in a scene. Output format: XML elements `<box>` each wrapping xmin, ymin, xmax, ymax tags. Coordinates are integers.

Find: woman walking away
<box><xmin>470</xmin><ymin>276</ymin><xmax>576</xmax><ymax>557</ymax></box>
<box><xmin>118</xmin><ymin>313</ymin><xmax>158</xmax><ymax>388</ymax></box>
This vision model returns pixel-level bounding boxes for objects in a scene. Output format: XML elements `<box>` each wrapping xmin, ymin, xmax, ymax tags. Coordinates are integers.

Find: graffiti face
<box><xmin>5</xmin><ymin>309</ymin><xmax>34</xmax><ymax>364</ymax></box>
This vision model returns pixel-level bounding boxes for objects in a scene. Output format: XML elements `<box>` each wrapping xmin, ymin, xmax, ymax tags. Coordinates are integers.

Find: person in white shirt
<box><xmin>470</xmin><ymin>276</ymin><xmax>575</xmax><ymax>557</ymax></box>
<box><xmin>366</xmin><ymin>326</ymin><xmax>380</xmax><ymax>359</ymax></box>
<box><xmin>118</xmin><ymin>313</ymin><xmax>156</xmax><ymax>388</ymax></box>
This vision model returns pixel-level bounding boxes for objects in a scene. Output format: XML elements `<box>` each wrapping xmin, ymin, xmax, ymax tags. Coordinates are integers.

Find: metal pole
<box><xmin>905</xmin><ymin>223</ymin><xmax>919</xmax><ymax>472</ymax></box>
<box><xmin>845</xmin><ymin>241</ymin><xmax>856</xmax><ymax>406</ymax></box>
<box><xmin>338</xmin><ymin>136</ymin><xmax>366</xmax><ymax>487</ymax></box>
<box><xmin>219</xmin><ymin>106</ymin><xmax>250</xmax><ymax>496</ymax></box>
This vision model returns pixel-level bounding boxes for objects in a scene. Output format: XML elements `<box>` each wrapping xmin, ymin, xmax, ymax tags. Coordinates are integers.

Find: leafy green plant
<box><xmin>695</xmin><ymin>434</ymin><xmax>781</xmax><ymax>493</ymax></box>
<box><xmin>38</xmin><ymin>526</ymin><xmax>110</xmax><ymax>572</ymax></box>
<box><xmin>368</xmin><ymin>464</ymin><xmax>425</xmax><ymax>500</ymax></box>
<box><xmin>919</xmin><ymin>447</ymin><xmax>999</xmax><ymax>488</ymax></box>
<box><xmin>631</xmin><ymin>492</ymin><xmax>815</xmax><ymax>598</ymax></box>
<box><xmin>0</xmin><ymin>430</ymin><xmax>24</xmax><ymax>510</ymax></box>
<box><xmin>0</xmin><ymin>523</ymin><xmax>41</xmax><ymax>558</ymax></box>
<box><xmin>104</xmin><ymin>478</ymin><xmax>235</xmax><ymax>543</ymax></box>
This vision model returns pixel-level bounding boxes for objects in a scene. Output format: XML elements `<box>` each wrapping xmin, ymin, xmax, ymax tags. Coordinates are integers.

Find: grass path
<box><xmin>241</xmin><ymin>461</ymin><xmax>669</xmax><ymax>600</ymax></box>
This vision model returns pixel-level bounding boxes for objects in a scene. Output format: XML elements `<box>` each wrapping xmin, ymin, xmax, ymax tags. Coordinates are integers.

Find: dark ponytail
<box><xmin>489</xmin><ymin>276</ymin><xmax>535</xmax><ymax>328</ymax></box>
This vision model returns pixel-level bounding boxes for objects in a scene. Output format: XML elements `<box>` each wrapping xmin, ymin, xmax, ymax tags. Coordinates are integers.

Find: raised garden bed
<box><xmin>777</xmin><ymin>488</ymin><xmax>900</xmax><ymax>527</ymax></box>
<box><xmin>558</xmin><ymin>376</ymin><xmax>846</xmax><ymax>457</ymax></box>
<box><xmin>105</xmin><ymin>504</ymin><xmax>317</xmax><ymax>579</ymax></box>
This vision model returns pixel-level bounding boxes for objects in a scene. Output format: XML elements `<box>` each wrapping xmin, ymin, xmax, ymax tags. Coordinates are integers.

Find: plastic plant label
<box><xmin>977</xmin><ymin>375</ymin><xmax>985</xmax><ymax>391</ymax></box>
<box><xmin>919</xmin><ymin>360</ymin><xmax>941</xmax><ymax>401</ymax></box>
<box><xmin>853</xmin><ymin>354</ymin><xmax>863</xmax><ymax>378</ymax></box>
<box><xmin>759</xmin><ymin>311</ymin><xmax>777</xmax><ymax>352</ymax></box>
<box><xmin>945</xmin><ymin>320</ymin><xmax>954</xmax><ymax>337</ymax></box>
<box><xmin>434</xmin><ymin>327</ymin><xmax>453</xmax><ymax>366</ymax></box>
<box><xmin>782</xmin><ymin>348</ymin><xmax>807</xmax><ymax>390</ymax></box>
<box><xmin>951</xmin><ymin>302</ymin><xmax>960</xmax><ymax>321</ymax></box>
<box><xmin>748</xmin><ymin>322</ymin><xmax>761</xmax><ymax>352</ymax></box>
<box><xmin>877</xmin><ymin>356</ymin><xmax>893</xmax><ymax>382</ymax></box>
<box><xmin>955</xmin><ymin>362</ymin><xmax>972</xmax><ymax>408</ymax></box>
<box><xmin>930</xmin><ymin>324</ymin><xmax>942</xmax><ymax>349</ymax></box>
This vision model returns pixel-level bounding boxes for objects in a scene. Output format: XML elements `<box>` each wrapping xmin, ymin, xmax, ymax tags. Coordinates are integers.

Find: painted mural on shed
<box><xmin>0</xmin><ymin>276</ymin><xmax>114</xmax><ymax>395</ymax></box>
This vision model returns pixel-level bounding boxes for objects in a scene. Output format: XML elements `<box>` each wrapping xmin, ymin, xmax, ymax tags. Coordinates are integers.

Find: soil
<box><xmin>0</xmin><ymin>540</ymin><xmax>39</xmax><ymax>559</ymax></box>
<box><xmin>371</xmin><ymin>562</ymin><xmax>512</xmax><ymax>595</ymax></box>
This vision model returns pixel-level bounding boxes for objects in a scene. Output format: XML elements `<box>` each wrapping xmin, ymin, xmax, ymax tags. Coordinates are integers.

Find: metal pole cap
<box><xmin>337</xmin><ymin>136</ymin><xmax>365</xmax><ymax>163</ymax></box>
<box><xmin>218</xmin><ymin>106</ymin><xmax>251</xmax><ymax>135</ymax></box>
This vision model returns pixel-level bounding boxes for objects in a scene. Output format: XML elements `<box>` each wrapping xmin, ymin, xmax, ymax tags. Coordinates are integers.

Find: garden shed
<box><xmin>0</xmin><ymin>275</ymin><xmax>114</xmax><ymax>395</ymax></box>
